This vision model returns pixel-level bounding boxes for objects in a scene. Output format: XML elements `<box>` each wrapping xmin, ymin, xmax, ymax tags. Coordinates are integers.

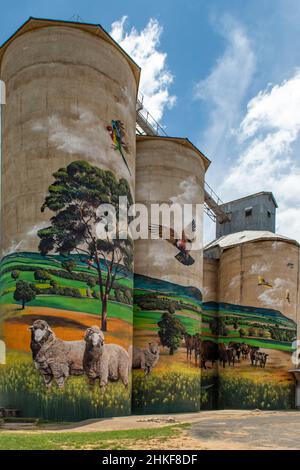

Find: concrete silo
<box><xmin>0</xmin><ymin>18</ymin><xmax>139</xmax><ymax>420</ymax></box>
<box><xmin>133</xmin><ymin>135</ymin><xmax>210</xmax><ymax>413</ymax></box>
<box><xmin>205</xmin><ymin>231</ymin><xmax>300</xmax><ymax>319</ymax></box>
<box><xmin>0</xmin><ymin>17</ymin><xmax>139</xmax><ymax>254</ymax></box>
<box><xmin>203</xmin><ymin>257</ymin><xmax>219</xmax><ymax>303</ymax></box>
<box><xmin>203</xmin><ymin>230</ymin><xmax>300</xmax><ymax>409</ymax></box>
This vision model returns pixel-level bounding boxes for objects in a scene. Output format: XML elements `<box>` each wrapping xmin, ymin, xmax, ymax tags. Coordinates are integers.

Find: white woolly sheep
<box><xmin>29</xmin><ymin>319</ymin><xmax>85</xmax><ymax>388</ymax></box>
<box><xmin>132</xmin><ymin>342</ymin><xmax>160</xmax><ymax>375</ymax></box>
<box><xmin>83</xmin><ymin>326</ymin><xmax>129</xmax><ymax>388</ymax></box>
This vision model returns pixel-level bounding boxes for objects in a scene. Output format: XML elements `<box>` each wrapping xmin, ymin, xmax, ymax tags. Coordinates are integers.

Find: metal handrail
<box><xmin>205</xmin><ymin>181</ymin><xmax>224</xmax><ymax>206</ymax></box>
<box><xmin>136</xmin><ymin>93</ymin><xmax>228</xmax><ymax>224</ymax></box>
<box><xmin>136</xmin><ymin>92</ymin><xmax>167</xmax><ymax>137</ymax></box>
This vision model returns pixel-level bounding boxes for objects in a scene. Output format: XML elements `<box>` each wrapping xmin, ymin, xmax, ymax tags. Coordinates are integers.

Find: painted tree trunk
<box><xmin>101</xmin><ymin>295</ymin><xmax>108</xmax><ymax>332</ymax></box>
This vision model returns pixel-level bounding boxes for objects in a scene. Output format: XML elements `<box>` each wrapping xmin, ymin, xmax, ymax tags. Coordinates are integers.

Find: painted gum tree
<box><xmin>37</xmin><ymin>160</ymin><xmax>133</xmax><ymax>331</ymax></box>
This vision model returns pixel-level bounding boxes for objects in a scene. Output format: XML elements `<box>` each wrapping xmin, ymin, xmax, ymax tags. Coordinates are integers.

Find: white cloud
<box><xmin>223</xmin><ymin>71</ymin><xmax>300</xmax><ymax>241</ymax></box>
<box><xmin>110</xmin><ymin>16</ymin><xmax>176</xmax><ymax>121</ymax></box>
<box><xmin>193</xmin><ymin>15</ymin><xmax>300</xmax><ymax>244</ymax></box>
<box><xmin>194</xmin><ymin>15</ymin><xmax>256</xmax><ymax>157</ymax></box>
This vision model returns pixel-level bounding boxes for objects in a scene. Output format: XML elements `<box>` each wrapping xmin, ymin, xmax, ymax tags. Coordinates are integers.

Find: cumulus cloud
<box><xmin>110</xmin><ymin>16</ymin><xmax>176</xmax><ymax>121</ymax></box>
<box><xmin>194</xmin><ymin>15</ymin><xmax>256</xmax><ymax>157</ymax></box>
<box><xmin>223</xmin><ymin>71</ymin><xmax>300</xmax><ymax>240</ymax></box>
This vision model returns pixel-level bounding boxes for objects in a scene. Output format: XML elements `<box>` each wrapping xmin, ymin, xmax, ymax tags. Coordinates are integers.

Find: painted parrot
<box><xmin>106</xmin><ymin>120</ymin><xmax>131</xmax><ymax>176</ymax></box>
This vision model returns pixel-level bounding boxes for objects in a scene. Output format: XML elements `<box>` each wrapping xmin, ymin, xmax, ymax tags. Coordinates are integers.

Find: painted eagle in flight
<box><xmin>149</xmin><ymin>219</ymin><xmax>196</xmax><ymax>266</ymax></box>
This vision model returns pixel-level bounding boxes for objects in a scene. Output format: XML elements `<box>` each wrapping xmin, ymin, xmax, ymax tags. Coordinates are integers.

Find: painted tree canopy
<box><xmin>37</xmin><ymin>160</ymin><xmax>134</xmax><ymax>331</ymax></box>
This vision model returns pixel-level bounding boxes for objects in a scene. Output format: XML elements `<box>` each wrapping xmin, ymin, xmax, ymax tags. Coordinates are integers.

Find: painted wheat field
<box><xmin>133</xmin><ymin>275</ymin><xmax>295</xmax><ymax>412</ymax></box>
<box><xmin>0</xmin><ymin>252</ymin><xmax>133</xmax><ymax>420</ymax></box>
<box><xmin>0</xmin><ymin>253</ymin><xmax>296</xmax><ymax>419</ymax></box>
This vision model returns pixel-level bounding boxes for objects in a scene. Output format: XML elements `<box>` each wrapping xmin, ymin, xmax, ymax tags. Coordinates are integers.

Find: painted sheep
<box><xmin>132</xmin><ymin>342</ymin><xmax>160</xmax><ymax>375</ymax></box>
<box><xmin>29</xmin><ymin>319</ymin><xmax>85</xmax><ymax>388</ymax></box>
<box><xmin>83</xmin><ymin>326</ymin><xmax>129</xmax><ymax>388</ymax></box>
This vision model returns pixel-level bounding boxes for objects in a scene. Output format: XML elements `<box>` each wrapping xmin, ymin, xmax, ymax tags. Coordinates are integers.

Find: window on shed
<box><xmin>245</xmin><ymin>207</ymin><xmax>252</xmax><ymax>217</ymax></box>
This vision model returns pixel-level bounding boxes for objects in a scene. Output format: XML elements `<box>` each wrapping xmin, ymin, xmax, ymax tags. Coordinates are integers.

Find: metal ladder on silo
<box><xmin>136</xmin><ymin>92</ymin><xmax>230</xmax><ymax>224</ymax></box>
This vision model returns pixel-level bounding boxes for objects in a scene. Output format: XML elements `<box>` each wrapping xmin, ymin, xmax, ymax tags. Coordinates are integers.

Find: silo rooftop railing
<box><xmin>135</xmin><ymin>93</ymin><xmax>229</xmax><ymax>224</ymax></box>
<box><xmin>136</xmin><ymin>92</ymin><xmax>167</xmax><ymax>137</ymax></box>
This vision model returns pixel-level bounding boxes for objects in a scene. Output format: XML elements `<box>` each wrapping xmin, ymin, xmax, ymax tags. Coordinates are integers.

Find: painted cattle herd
<box><xmin>184</xmin><ymin>334</ymin><xmax>269</xmax><ymax>370</ymax></box>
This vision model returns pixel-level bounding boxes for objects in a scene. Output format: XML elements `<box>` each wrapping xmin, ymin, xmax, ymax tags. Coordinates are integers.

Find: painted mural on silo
<box><xmin>202</xmin><ymin>234</ymin><xmax>299</xmax><ymax>410</ymax></box>
<box><xmin>200</xmin><ymin>257</ymin><xmax>219</xmax><ymax>410</ymax></box>
<box><xmin>0</xmin><ymin>18</ymin><xmax>139</xmax><ymax>420</ymax></box>
<box><xmin>132</xmin><ymin>136</ymin><xmax>209</xmax><ymax>413</ymax></box>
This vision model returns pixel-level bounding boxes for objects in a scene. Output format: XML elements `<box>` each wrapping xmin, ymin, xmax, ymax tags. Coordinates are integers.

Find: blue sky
<box><xmin>1</xmin><ymin>0</ymin><xmax>300</xmax><ymax>242</ymax></box>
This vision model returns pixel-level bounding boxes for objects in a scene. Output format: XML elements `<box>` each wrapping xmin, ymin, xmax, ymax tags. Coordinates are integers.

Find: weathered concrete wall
<box><xmin>133</xmin><ymin>135</ymin><xmax>206</xmax><ymax>414</ymax></box>
<box><xmin>0</xmin><ymin>25</ymin><xmax>137</xmax><ymax>254</ymax></box>
<box><xmin>134</xmin><ymin>136</ymin><xmax>205</xmax><ymax>291</ymax></box>
<box><xmin>218</xmin><ymin>240</ymin><xmax>300</xmax><ymax>323</ymax></box>
<box><xmin>203</xmin><ymin>257</ymin><xmax>219</xmax><ymax>302</ymax></box>
<box><xmin>0</xmin><ymin>20</ymin><xmax>138</xmax><ymax>421</ymax></box>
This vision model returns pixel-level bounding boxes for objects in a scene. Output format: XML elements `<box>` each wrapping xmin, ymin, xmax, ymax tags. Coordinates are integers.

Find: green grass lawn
<box><xmin>0</xmin><ymin>425</ymin><xmax>186</xmax><ymax>450</ymax></box>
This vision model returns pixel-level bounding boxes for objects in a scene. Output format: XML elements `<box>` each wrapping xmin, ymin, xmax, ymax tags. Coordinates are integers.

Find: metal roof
<box><xmin>219</xmin><ymin>191</ymin><xmax>278</xmax><ymax>209</ymax></box>
<box><xmin>205</xmin><ymin>230</ymin><xmax>299</xmax><ymax>251</ymax></box>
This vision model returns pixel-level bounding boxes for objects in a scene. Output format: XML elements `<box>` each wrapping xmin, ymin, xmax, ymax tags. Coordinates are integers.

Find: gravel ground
<box><xmin>2</xmin><ymin>410</ymin><xmax>300</xmax><ymax>449</ymax></box>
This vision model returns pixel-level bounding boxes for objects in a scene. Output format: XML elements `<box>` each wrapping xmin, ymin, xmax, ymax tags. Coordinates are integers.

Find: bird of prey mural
<box><xmin>106</xmin><ymin>120</ymin><xmax>131</xmax><ymax>176</ymax></box>
<box><xmin>149</xmin><ymin>219</ymin><xmax>196</xmax><ymax>266</ymax></box>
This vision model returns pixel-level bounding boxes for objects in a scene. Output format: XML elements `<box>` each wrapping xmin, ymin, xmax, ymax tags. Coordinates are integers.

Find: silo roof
<box><xmin>205</xmin><ymin>230</ymin><xmax>299</xmax><ymax>251</ymax></box>
<box><xmin>219</xmin><ymin>191</ymin><xmax>278</xmax><ymax>209</ymax></box>
<box><xmin>136</xmin><ymin>135</ymin><xmax>211</xmax><ymax>171</ymax></box>
<box><xmin>0</xmin><ymin>17</ymin><xmax>141</xmax><ymax>87</ymax></box>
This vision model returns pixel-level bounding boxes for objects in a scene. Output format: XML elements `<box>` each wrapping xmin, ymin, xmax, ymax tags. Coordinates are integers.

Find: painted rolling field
<box><xmin>0</xmin><ymin>252</ymin><xmax>133</xmax><ymax>325</ymax></box>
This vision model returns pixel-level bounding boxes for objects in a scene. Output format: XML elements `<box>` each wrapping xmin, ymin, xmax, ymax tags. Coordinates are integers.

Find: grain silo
<box><xmin>203</xmin><ymin>230</ymin><xmax>300</xmax><ymax>409</ymax></box>
<box><xmin>0</xmin><ymin>18</ymin><xmax>139</xmax><ymax>420</ymax></box>
<box><xmin>206</xmin><ymin>231</ymin><xmax>300</xmax><ymax>320</ymax></box>
<box><xmin>0</xmin><ymin>17</ymin><xmax>139</xmax><ymax>254</ymax></box>
<box><xmin>133</xmin><ymin>135</ymin><xmax>210</xmax><ymax>413</ymax></box>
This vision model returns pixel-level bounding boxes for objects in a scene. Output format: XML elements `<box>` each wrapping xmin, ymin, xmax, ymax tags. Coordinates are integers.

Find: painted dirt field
<box><xmin>135</xmin><ymin>330</ymin><xmax>292</xmax><ymax>384</ymax></box>
<box><xmin>0</xmin><ymin>304</ymin><xmax>134</xmax><ymax>421</ymax></box>
<box><xmin>219</xmin><ymin>348</ymin><xmax>293</xmax><ymax>384</ymax></box>
<box><xmin>134</xmin><ymin>318</ymin><xmax>295</xmax><ymax>411</ymax></box>
<box><xmin>2</xmin><ymin>305</ymin><xmax>132</xmax><ymax>352</ymax></box>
